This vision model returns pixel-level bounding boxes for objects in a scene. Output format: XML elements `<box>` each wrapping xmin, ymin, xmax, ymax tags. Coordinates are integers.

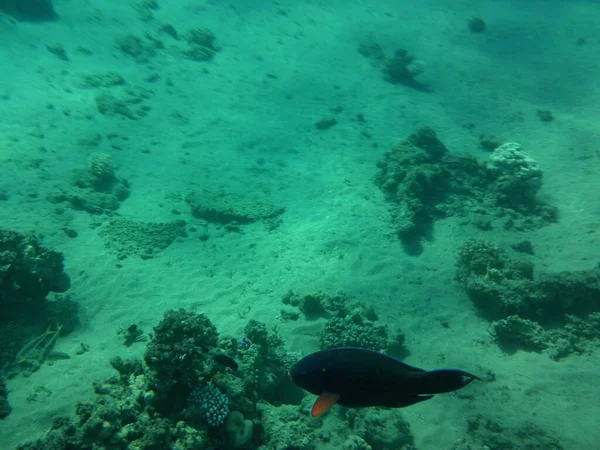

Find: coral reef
<box><xmin>456</xmin><ymin>239</ymin><xmax>600</xmax><ymax>358</ymax></box>
<box><xmin>17</xmin><ymin>358</ymin><xmax>210</xmax><ymax>450</ymax></box>
<box><xmin>493</xmin><ymin>314</ymin><xmax>600</xmax><ymax>360</ymax></box>
<box><xmin>257</xmin><ymin>397</ymin><xmax>417</xmax><ymax>450</ymax></box>
<box><xmin>0</xmin><ymin>230</ymin><xmax>76</xmax><ymax>419</ymax></box>
<box><xmin>256</xmin><ymin>399</ymin><xmax>322</xmax><ymax>450</ymax></box>
<box><xmin>345</xmin><ymin>409</ymin><xmax>415</xmax><ymax>450</ymax></box>
<box><xmin>492</xmin><ymin>315</ymin><xmax>549</xmax><ymax>352</ymax></box>
<box><xmin>282</xmin><ymin>291</ymin><xmax>407</xmax><ymax>356</ymax></box>
<box><xmin>376</xmin><ymin>128</ymin><xmax>558</xmax><ymax>253</ymax></box>
<box><xmin>376</xmin><ymin>127</ymin><xmax>450</xmax><ymax>251</ymax></box>
<box><xmin>453</xmin><ymin>414</ymin><xmax>563</xmax><ymax>449</ymax></box>
<box><xmin>143</xmin><ymin>309</ymin><xmax>219</xmax><ymax>415</ymax></box>
<box><xmin>188</xmin><ymin>383</ymin><xmax>229</xmax><ymax>427</ymax></box>
<box><xmin>235</xmin><ymin>320</ymin><xmax>300</xmax><ymax>405</ymax></box>
<box><xmin>321</xmin><ymin>312</ymin><xmax>389</xmax><ymax>352</ymax></box>
<box><xmin>14</xmin><ymin>308</ymin><xmax>421</xmax><ymax>449</ymax></box>
<box><xmin>0</xmin><ymin>229</ymin><xmax>71</xmax><ymax>326</ymax></box>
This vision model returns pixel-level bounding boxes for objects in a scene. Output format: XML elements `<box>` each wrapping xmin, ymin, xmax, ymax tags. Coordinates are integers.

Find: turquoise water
<box><xmin>0</xmin><ymin>0</ymin><xmax>598</xmax><ymax>449</ymax></box>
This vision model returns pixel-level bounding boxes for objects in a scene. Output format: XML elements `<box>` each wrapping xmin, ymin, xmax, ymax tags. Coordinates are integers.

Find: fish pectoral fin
<box><xmin>311</xmin><ymin>392</ymin><xmax>340</xmax><ymax>417</ymax></box>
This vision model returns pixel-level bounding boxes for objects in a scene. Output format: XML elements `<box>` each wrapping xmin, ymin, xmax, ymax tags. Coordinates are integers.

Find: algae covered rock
<box><xmin>186</xmin><ymin>190</ymin><xmax>284</xmax><ymax>227</ymax></box>
<box><xmin>99</xmin><ymin>217</ymin><xmax>187</xmax><ymax>259</ymax></box>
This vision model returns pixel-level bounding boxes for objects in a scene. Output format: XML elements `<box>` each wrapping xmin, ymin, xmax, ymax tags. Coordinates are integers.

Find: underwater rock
<box><xmin>0</xmin><ymin>0</ymin><xmax>58</xmax><ymax>22</ymax></box>
<box><xmin>186</xmin><ymin>189</ymin><xmax>284</xmax><ymax>227</ymax></box>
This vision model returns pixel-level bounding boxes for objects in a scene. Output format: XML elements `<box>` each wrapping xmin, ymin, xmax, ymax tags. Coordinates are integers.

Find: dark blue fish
<box><xmin>289</xmin><ymin>347</ymin><xmax>481</xmax><ymax>417</ymax></box>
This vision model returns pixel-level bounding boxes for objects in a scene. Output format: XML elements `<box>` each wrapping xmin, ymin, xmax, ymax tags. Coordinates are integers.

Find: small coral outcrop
<box><xmin>376</xmin><ymin>129</ymin><xmax>558</xmax><ymax>253</ymax></box>
<box><xmin>487</xmin><ymin>142</ymin><xmax>543</xmax><ymax>208</ymax></box>
<box><xmin>48</xmin><ymin>153</ymin><xmax>130</xmax><ymax>214</ymax></box>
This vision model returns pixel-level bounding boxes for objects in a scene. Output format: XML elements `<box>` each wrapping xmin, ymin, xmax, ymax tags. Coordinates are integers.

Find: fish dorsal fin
<box><xmin>311</xmin><ymin>392</ymin><xmax>340</xmax><ymax>417</ymax></box>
